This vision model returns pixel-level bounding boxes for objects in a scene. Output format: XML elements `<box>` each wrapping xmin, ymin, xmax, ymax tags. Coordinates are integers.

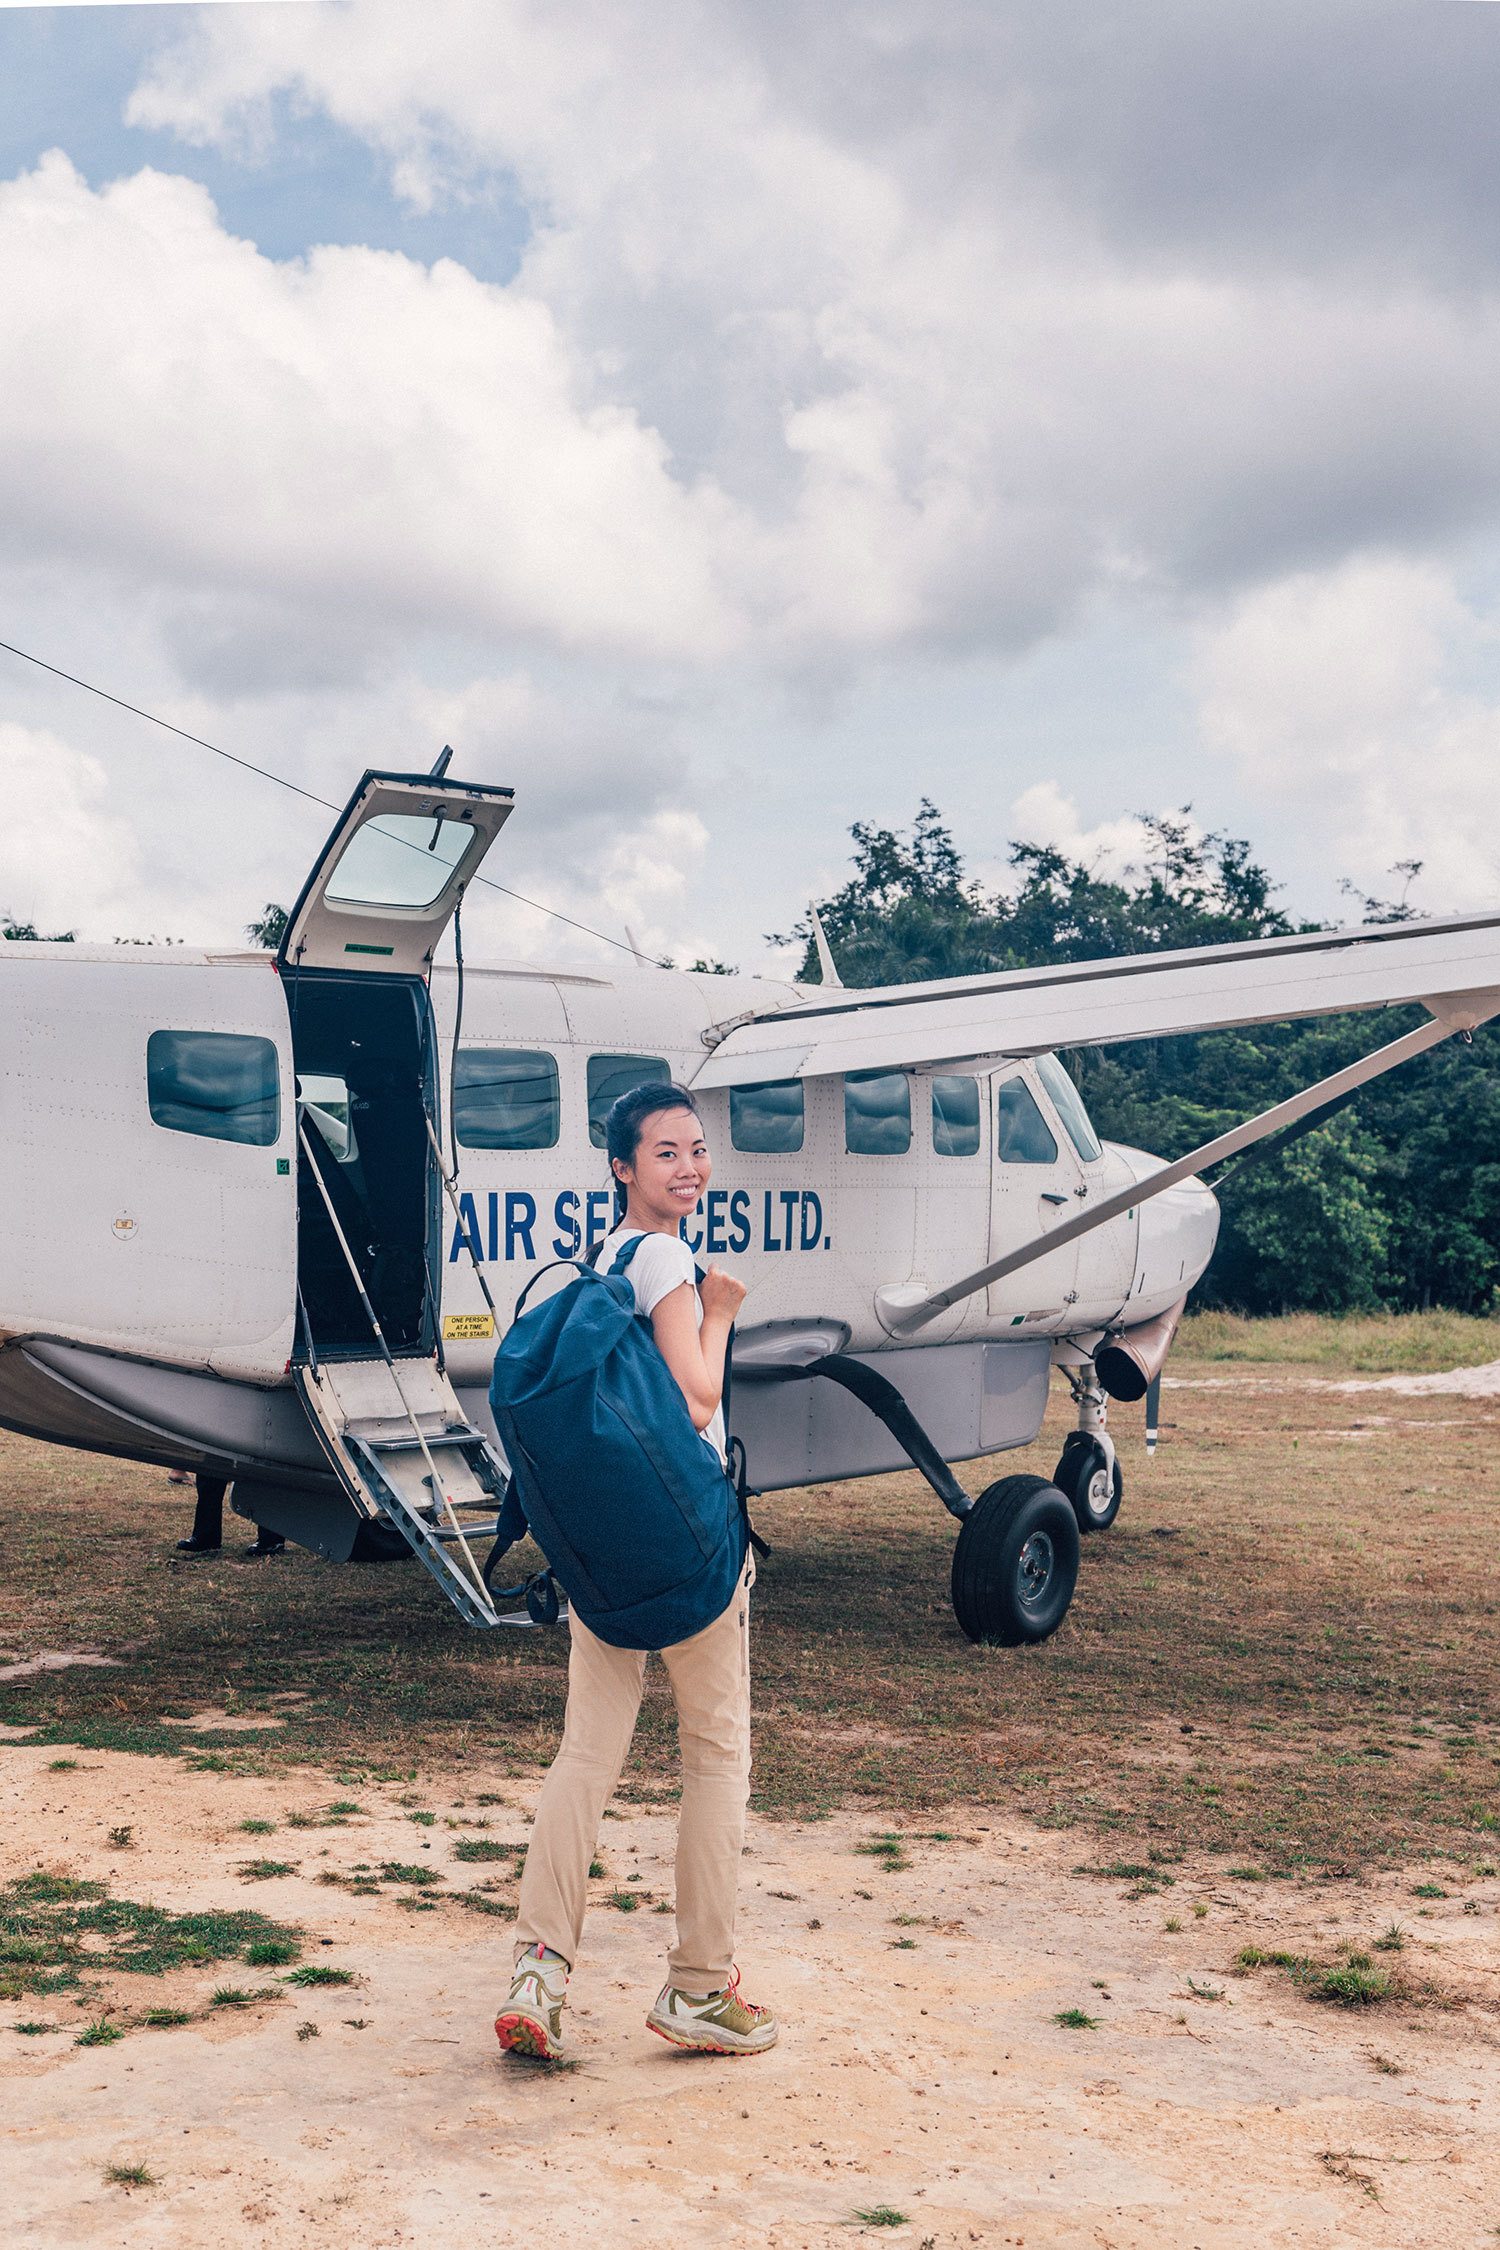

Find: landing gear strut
<box><xmin>1052</xmin><ymin>1368</ymin><xmax>1123</xmax><ymax>1533</ymax></box>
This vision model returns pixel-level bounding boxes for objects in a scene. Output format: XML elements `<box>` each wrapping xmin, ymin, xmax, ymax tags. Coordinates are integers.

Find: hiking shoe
<box><xmin>646</xmin><ymin>1968</ymin><xmax>778</xmax><ymax>2055</ymax></box>
<box><xmin>496</xmin><ymin>1943</ymin><xmax>570</xmax><ymax>2060</ymax></box>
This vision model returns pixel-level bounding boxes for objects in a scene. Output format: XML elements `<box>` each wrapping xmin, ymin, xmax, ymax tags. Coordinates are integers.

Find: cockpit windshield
<box><xmin>1035</xmin><ymin>1052</ymin><xmax>1102</xmax><ymax>1163</ymax></box>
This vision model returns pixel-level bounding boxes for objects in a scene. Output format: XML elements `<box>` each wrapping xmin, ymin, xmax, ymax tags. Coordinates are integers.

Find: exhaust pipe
<box><xmin>1094</xmin><ymin>1295</ymin><xmax>1188</xmax><ymax>1403</ymax></box>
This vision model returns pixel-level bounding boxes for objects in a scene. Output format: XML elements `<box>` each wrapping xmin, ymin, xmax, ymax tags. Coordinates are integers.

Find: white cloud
<box><xmin>0</xmin><ymin>153</ymin><xmax>740</xmax><ymax>677</ymax></box>
<box><xmin>120</xmin><ymin>0</ymin><xmax>1500</xmax><ymax>672</ymax></box>
<box><xmin>6</xmin><ymin>2</ymin><xmax>1500</xmax><ymax>960</ymax></box>
<box><xmin>0</xmin><ymin>723</ymin><xmax>146</xmax><ymax>938</ymax></box>
<box><xmin>1005</xmin><ymin>781</ymin><xmax>1159</xmax><ymax>884</ymax></box>
<box><xmin>1191</xmin><ymin>558</ymin><xmax>1500</xmax><ymax>911</ymax></box>
<box><xmin>595</xmin><ymin>808</ymin><xmax>710</xmax><ymax>964</ymax></box>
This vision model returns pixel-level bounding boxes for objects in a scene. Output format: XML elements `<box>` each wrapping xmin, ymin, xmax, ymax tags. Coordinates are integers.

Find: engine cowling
<box><xmin>1107</xmin><ymin>1142</ymin><xmax>1220</xmax><ymax>1325</ymax></box>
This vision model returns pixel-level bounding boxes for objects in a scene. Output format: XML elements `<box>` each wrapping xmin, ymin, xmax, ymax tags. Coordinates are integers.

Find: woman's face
<box><xmin>615</xmin><ymin>1104</ymin><xmax>711</xmax><ymax>1228</ymax></box>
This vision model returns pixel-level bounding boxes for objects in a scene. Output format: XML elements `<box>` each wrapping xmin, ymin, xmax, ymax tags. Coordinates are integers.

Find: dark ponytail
<box><xmin>604</xmin><ymin>1081</ymin><xmax>701</xmax><ymax>1221</ymax></box>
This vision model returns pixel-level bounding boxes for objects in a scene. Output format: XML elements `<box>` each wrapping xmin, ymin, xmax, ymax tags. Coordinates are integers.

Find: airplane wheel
<box><xmin>349</xmin><ymin>1517</ymin><xmax>411</xmax><ymax>1561</ymax></box>
<box><xmin>951</xmin><ymin>1474</ymin><xmax>1079</xmax><ymax>1647</ymax></box>
<box><xmin>1053</xmin><ymin>1434</ymin><xmax>1123</xmax><ymax>1533</ymax></box>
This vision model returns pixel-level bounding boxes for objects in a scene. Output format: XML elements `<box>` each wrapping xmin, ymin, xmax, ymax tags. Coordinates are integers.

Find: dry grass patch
<box><xmin>3</xmin><ymin>1319</ymin><xmax>1500</xmax><ymax>1871</ymax></box>
<box><xmin>1179</xmin><ymin>1307</ymin><xmax>1498</xmax><ymax>1371</ymax></box>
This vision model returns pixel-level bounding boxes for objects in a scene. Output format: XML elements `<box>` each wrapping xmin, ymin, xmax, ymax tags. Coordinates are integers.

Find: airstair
<box><xmin>295</xmin><ymin>1356</ymin><xmax>516</xmax><ymax>1629</ymax></box>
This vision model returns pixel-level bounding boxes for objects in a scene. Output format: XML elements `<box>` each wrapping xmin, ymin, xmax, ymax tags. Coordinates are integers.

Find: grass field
<box><xmin>3</xmin><ymin>1314</ymin><xmax>1499</xmax><ymax>1877</ymax></box>
<box><xmin>1179</xmin><ymin>1306</ymin><xmax>1499</xmax><ymax>1370</ymax></box>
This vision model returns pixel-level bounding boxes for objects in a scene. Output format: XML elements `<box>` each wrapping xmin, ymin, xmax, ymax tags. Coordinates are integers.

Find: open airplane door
<box><xmin>278</xmin><ymin>767</ymin><xmax>524</xmax><ymax>1628</ymax></box>
<box><xmin>277</xmin><ymin>768</ymin><xmax>514</xmax><ymax>977</ymax></box>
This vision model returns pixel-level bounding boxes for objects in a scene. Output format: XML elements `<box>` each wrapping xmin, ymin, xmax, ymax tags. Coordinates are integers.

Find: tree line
<box><xmin>779</xmin><ymin>805</ymin><xmax>1499</xmax><ymax>1317</ymax></box>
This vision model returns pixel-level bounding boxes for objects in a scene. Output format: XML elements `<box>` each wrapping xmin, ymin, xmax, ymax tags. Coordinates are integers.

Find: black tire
<box><xmin>349</xmin><ymin>1517</ymin><xmax>412</xmax><ymax>1562</ymax></box>
<box><xmin>951</xmin><ymin>1474</ymin><xmax>1080</xmax><ymax>1646</ymax></box>
<box><xmin>1052</xmin><ymin>1433</ymin><xmax>1124</xmax><ymax>1533</ymax></box>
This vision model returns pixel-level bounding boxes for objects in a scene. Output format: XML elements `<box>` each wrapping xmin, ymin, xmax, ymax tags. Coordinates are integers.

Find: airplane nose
<box><xmin>1134</xmin><ymin>1173</ymin><xmax>1220</xmax><ymax>1309</ymax></box>
<box><xmin>1106</xmin><ymin>1142</ymin><xmax>1220</xmax><ymax>1317</ymax></box>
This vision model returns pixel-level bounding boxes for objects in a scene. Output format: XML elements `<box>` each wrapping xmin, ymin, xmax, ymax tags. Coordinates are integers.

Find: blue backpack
<box><xmin>486</xmin><ymin>1235</ymin><xmax>756</xmax><ymax>1650</ymax></box>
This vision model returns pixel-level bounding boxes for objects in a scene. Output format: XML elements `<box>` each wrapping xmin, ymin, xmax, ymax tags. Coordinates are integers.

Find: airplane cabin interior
<box><xmin>285</xmin><ymin>971</ymin><xmax>439</xmax><ymax>1360</ymax></box>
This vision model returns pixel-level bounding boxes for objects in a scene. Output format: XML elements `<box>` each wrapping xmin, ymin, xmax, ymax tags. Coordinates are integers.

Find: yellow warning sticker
<box><xmin>442</xmin><ymin>1313</ymin><xmax>496</xmax><ymax>1341</ymax></box>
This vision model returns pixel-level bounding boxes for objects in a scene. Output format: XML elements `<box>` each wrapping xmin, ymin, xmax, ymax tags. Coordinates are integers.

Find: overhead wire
<box><xmin>0</xmin><ymin>634</ymin><xmax>668</xmax><ymax>966</ymax></box>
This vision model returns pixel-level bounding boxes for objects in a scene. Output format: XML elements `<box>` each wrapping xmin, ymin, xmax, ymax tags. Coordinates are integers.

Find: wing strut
<box><xmin>876</xmin><ymin>999</ymin><xmax>1498</xmax><ymax>1338</ymax></box>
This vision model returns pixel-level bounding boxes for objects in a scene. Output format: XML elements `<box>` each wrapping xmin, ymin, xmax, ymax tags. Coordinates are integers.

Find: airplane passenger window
<box><xmin>845</xmin><ymin>1069</ymin><xmax>911</xmax><ymax>1155</ymax></box>
<box><xmin>147</xmin><ymin>1030</ymin><xmax>280</xmax><ymax>1147</ymax></box>
<box><xmin>586</xmin><ymin>1053</ymin><xmax>669</xmax><ymax>1147</ymax></box>
<box><xmin>997</xmin><ymin>1076</ymin><xmax>1059</xmax><ymax>1164</ymax></box>
<box><xmin>1035</xmin><ymin>1052</ymin><xmax>1103</xmax><ymax>1162</ymax></box>
<box><xmin>932</xmin><ymin>1074</ymin><xmax>980</xmax><ymax>1157</ymax></box>
<box><xmin>730</xmin><ymin>1079</ymin><xmax>805</xmax><ymax>1153</ymax></box>
<box><xmin>454</xmin><ymin>1048</ymin><xmax>560</xmax><ymax>1150</ymax></box>
<box><xmin>325</xmin><ymin>812</ymin><xmax>479</xmax><ymax>910</ymax></box>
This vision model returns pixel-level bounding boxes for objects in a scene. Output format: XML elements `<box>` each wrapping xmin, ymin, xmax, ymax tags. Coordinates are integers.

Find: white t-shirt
<box><xmin>605</xmin><ymin>1226</ymin><xmax>727</xmax><ymax>1465</ymax></box>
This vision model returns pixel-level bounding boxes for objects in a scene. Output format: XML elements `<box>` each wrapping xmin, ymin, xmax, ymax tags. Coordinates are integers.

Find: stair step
<box><xmin>347</xmin><ymin>1424</ymin><xmax>475</xmax><ymax>1453</ymax></box>
<box><xmin>297</xmin><ymin>1360</ymin><xmax>517</xmax><ymax>1632</ymax></box>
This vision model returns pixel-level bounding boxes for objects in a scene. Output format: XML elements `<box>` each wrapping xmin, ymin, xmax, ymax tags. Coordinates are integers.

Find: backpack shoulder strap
<box><xmin>512</xmin><ymin>1257</ymin><xmax>589</xmax><ymax>1320</ymax></box>
<box><xmin>605</xmin><ymin>1232</ymin><xmax>649</xmax><ymax>1278</ymax></box>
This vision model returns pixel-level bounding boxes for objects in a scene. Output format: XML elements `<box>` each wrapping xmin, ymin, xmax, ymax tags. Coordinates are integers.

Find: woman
<box><xmin>496</xmin><ymin>1082</ymin><xmax>778</xmax><ymax>2059</ymax></box>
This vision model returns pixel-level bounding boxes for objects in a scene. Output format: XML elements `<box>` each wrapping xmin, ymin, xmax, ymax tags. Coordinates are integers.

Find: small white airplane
<box><xmin>2</xmin><ymin>761</ymin><xmax>1497</xmax><ymax>1646</ymax></box>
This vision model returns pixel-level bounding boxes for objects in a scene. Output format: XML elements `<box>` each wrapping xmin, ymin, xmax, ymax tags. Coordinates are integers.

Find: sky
<box><xmin>2</xmin><ymin>0</ymin><xmax>1500</xmax><ymax>972</ymax></box>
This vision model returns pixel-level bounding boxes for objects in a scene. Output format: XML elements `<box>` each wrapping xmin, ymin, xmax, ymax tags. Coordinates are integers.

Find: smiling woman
<box><xmin>491</xmin><ymin>1071</ymin><xmax>777</xmax><ymax>2063</ymax></box>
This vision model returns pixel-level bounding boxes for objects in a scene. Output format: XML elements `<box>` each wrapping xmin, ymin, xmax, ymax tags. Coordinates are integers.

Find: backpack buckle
<box><xmin>525</xmin><ymin>1569</ymin><xmax>561</xmax><ymax>1627</ymax></box>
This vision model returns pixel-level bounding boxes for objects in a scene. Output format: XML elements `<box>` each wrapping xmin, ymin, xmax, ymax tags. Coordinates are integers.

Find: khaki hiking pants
<box><xmin>513</xmin><ymin>1559</ymin><xmax>753</xmax><ymax>1997</ymax></box>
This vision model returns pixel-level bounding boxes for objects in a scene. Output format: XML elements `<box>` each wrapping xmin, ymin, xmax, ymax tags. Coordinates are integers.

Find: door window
<box><xmin>1035</xmin><ymin>1052</ymin><xmax>1102</xmax><ymax>1162</ymax></box>
<box><xmin>147</xmin><ymin>1030</ymin><xmax>280</xmax><ymax>1147</ymax></box>
<box><xmin>730</xmin><ymin>1078</ymin><xmax>805</xmax><ymax>1153</ymax></box>
<box><xmin>997</xmin><ymin>1076</ymin><xmax>1059</xmax><ymax>1164</ymax></box>
<box><xmin>845</xmin><ymin>1069</ymin><xmax>911</xmax><ymax>1155</ymax></box>
<box><xmin>324</xmin><ymin>811</ymin><xmax>481</xmax><ymax>909</ymax></box>
<box><xmin>454</xmin><ymin>1049</ymin><xmax>561</xmax><ymax>1150</ymax></box>
<box><xmin>586</xmin><ymin>1054</ymin><xmax>670</xmax><ymax>1147</ymax></box>
<box><xmin>932</xmin><ymin>1074</ymin><xmax>980</xmax><ymax>1157</ymax></box>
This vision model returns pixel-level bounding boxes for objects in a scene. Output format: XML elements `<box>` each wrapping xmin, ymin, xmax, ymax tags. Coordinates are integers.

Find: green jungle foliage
<box><xmin>778</xmin><ymin>805</ymin><xmax>1500</xmax><ymax>1315</ymax></box>
<box><xmin>2</xmin><ymin>915</ymin><xmax>74</xmax><ymax>941</ymax></box>
<box><xmin>245</xmin><ymin>902</ymin><xmax>289</xmax><ymax>950</ymax></box>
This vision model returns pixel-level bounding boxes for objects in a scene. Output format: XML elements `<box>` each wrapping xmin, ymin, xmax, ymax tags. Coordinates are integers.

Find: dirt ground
<box><xmin>4</xmin><ymin>1745</ymin><xmax>1500</xmax><ymax>2248</ymax></box>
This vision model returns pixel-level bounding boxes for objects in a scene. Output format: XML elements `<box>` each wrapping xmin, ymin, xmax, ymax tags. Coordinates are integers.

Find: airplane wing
<box><xmin>692</xmin><ymin>911</ymin><xmax>1500</xmax><ymax>1087</ymax></box>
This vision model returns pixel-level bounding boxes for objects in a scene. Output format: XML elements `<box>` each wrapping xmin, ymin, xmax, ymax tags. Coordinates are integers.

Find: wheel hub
<box><xmin>1016</xmin><ymin>1528</ymin><xmax>1055</xmax><ymax>1606</ymax></box>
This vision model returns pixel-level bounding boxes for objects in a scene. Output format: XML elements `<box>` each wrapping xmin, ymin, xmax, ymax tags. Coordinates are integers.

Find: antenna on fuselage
<box><xmin>429</xmin><ymin>744</ymin><xmax>455</xmax><ymax>780</ymax></box>
<box><xmin>811</xmin><ymin>906</ymin><xmax>844</xmax><ymax>988</ymax></box>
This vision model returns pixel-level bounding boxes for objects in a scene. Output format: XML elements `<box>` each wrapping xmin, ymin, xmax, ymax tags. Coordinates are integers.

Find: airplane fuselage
<box><xmin>0</xmin><ymin>938</ymin><xmax>1217</xmax><ymax>1508</ymax></box>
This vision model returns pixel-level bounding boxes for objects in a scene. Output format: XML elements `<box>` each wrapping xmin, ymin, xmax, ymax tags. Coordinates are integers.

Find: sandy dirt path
<box><xmin>3</xmin><ymin>1748</ymin><xmax>1499</xmax><ymax>2248</ymax></box>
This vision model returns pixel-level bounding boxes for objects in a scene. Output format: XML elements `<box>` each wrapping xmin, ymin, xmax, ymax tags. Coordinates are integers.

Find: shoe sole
<box><xmin>646</xmin><ymin>2014</ymin><xmax>778</xmax><ymax>2056</ymax></box>
<box><xmin>495</xmin><ymin>2009</ymin><xmax>565</xmax><ymax>2061</ymax></box>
